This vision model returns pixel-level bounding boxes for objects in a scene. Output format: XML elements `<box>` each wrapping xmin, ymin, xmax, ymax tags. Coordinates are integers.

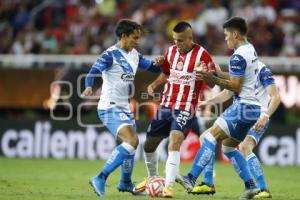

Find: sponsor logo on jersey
<box><xmin>121</xmin><ymin>73</ymin><xmax>135</xmax><ymax>82</ymax></box>
<box><xmin>168</xmin><ymin>70</ymin><xmax>195</xmax><ymax>85</ymax></box>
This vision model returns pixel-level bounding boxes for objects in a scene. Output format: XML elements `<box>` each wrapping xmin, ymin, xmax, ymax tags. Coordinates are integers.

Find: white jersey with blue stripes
<box><xmin>255</xmin><ymin>61</ymin><xmax>275</xmax><ymax>112</ymax></box>
<box><xmin>229</xmin><ymin>42</ymin><xmax>261</xmax><ymax>106</ymax></box>
<box><xmin>87</xmin><ymin>44</ymin><xmax>154</xmax><ymax>111</ymax></box>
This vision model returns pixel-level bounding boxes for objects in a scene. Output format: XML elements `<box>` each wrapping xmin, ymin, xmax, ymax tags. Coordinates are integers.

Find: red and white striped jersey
<box><xmin>160</xmin><ymin>44</ymin><xmax>215</xmax><ymax>112</ymax></box>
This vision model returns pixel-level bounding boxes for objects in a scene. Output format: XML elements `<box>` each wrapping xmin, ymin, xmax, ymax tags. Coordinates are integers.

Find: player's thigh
<box><xmin>239</xmin><ymin>136</ymin><xmax>256</xmax><ymax>156</ymax></box>
<box><xmin>146</xmin><ymin>107</ymin><xmax>173</xmax><ymax>138</ymax></box>
<box><xmin>209</xmin><ymin>123</ymin><xmax>229</xmax><ymax>142</ymax></box>
<box><xmin>222</xmin><ymin>137</ymin><xmax>240</xmax><ymax>148</ymax></box>
<box><xmin>117</xmin><ymin>124</ymin><xmax>138</xmax><ymax>147</ymax></box>
<box><xmin>98</xmin><ymin>108</ymin><xmax>136</xmax><ymax>142</ymax></box>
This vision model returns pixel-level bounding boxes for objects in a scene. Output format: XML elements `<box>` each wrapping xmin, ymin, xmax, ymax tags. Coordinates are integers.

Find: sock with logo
<box><xmin>120</xmin><ymin>153</ymin><xmax>135</xmax><ymax>183</ymax></box>
<box><xmin>247</xmin><ymin>153</ymin><xmax>267</xmax><ymax>190</ymax></box>
<box><xmin>222</xmin><ymin>146</ymin><xmax>255</xmax><ymax>188</ymax></box>
<box><xmin>203</xmin><ymin>152</ymin><xmax>215</xmax><ymax>186</ymax></box>
<box><xmin>188</xmin><ymin>133</ymin><xmax>216</xmax><ymax>180</ymax></box>
<box><xmin>99</xmin><ymin>143</ymin><xmax>134</xmax><ymax>180</ymax></box>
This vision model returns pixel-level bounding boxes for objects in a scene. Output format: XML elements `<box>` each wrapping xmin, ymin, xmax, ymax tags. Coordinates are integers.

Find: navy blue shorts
<box><xmin>147</xmin><ymin>106</ymin><xmax>194</xmax><ymax>138</ymax></box>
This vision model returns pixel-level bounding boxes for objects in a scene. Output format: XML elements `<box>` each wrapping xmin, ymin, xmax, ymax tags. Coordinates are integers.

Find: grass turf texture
<box><xmin>0</xmin><ymin>157</ymin><xmax>299</xmax><ymax>200</ymax></box>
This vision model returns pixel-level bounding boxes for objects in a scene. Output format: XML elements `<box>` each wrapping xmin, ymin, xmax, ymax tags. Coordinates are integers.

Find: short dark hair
<box><xmin>115</xmin><ymin>19</ymin><xmax>142</xmax><ymax>38</ymax></box>
<box><xmin>223</xmin><ymin>17</ymin><xmax>247</xmax><ymax>35</ymax></box>
<box><xmin>173</xmin><ymin>21</ymin><xmax>192</xmax><ymax>33</ymax></box>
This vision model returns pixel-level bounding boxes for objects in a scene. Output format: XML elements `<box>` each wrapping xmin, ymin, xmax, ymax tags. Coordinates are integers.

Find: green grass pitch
<box><xmin>0</xmin><ymin>157</ymin><xmax>299</xmax><ymax>200</ymax></box>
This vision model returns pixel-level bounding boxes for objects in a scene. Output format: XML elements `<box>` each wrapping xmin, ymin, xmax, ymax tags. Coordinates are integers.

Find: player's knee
<box><xmin>125</xmin><ymin>135</ymin><xmax>139</xmax><ymax>149</ymax></box>
<box><xmin>203</xmin><ymin>131</ymin><xmax>217</xmax><ymax>144</ymax></box>
<box><xmin>168</xmin><ymin>131</ymin><xmax>184</xmax><ymax>151</ymax></box>
<box><xmin>200</xmin><ymin>130</ymin><xmax>210</xmax><ymax>143</ymax></box>
<box><xmin>221</xmin><ymin>145</ymin><xmax>236</xmax><ymax>154</ymax></box>
<box><xmin>132</xmin><ymin>135</ymin><xmax>139</xmax><ymax>149</ymax></box>
<box><xmin>239</xmin><ymin>143</ymin><xmax>252</xmax><ymax>157</ymax></box>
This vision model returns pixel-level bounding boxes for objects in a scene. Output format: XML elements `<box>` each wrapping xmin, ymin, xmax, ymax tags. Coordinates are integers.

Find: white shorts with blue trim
<box><xmin>246</xmin><ymin>120</ymin><xmax>270</xmax><ymax>144</ymax></box>
<box><xmin>97</xmin><ymin>107</ymin><xmax>136</xmax><ymax>137</ymax></box>
<box><xmin>215</xmin><ymin>101</ymin><xmax>261</xmax><ymax>141</ymax></box>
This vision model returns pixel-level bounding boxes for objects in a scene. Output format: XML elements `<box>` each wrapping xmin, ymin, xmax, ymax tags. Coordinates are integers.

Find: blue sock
<box><xmin>188</xmin><ymin>139</ymin><xmax>216</xmax><ymax>180</ymax></box>
<box><xmin>224</xmin><ymin>149</ymin><xmax>254</xmax><ymax>187</ymax></box>
<box><xmin>120</xmin><ymin>153</ymin><xmax>135</xmax><ymax>183</ymax></box>
<box><xmin>247</xmin><ymin>153</ymin><xmax>267</xmax><ymax>190</ymax></box>
<box><xmin>99</xmin><ymin>144</ymin><xmax>130</xmax><ymax>179</ymax></box>
<box><xmin>203</xmin><ymin>152</ymin><xmax>215</xmax><ymax>186</ymax></box>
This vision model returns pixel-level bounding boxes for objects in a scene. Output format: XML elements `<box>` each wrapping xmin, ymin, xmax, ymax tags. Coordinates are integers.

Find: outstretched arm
<box><xmin>201</xmin><ymin>72</ymin><xmax>244</xmax><ymax>93</ymax></box>
<box><xmin>138</xmin><ymin>54</ymin><xmax>164</xmax><ymax>73</ymax></box>
<box><xmin>199</xmin><ymin>89</ymin><xmax>233</xmax><ymax>106</ymax></box>
<box><xmin>215</xmin><ymin>64</ymin><xmax>230</xmax><ymax>80</ymax></box>
<box><xmin>201</xmin><ymin>54</ymin><xmax>247</xmax><ymax>93</ymax></box>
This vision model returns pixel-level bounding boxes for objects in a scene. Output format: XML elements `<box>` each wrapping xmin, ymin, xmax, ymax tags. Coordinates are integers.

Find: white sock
<box><xmin>165</xmin><ymin>151</ymin><xmax>180</xmax><ymax>187</ymax></box>
<box><xmin>144</xmin><ymin>151</ymin><xmax>158</xmax><ymax>177</ymax></box>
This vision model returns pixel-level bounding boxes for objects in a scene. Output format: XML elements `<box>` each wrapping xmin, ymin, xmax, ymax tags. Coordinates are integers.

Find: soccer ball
<box><xmin>146</xmin><ymin>176</ymin><xmax>165</xmax><ymax>197</ymax></box>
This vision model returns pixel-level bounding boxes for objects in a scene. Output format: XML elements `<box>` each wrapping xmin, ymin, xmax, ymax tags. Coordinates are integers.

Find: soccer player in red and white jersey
<box><xmin>133</xmin><ymin>21</ymin><xmax>216</xmax><ymax>198</ymax></box>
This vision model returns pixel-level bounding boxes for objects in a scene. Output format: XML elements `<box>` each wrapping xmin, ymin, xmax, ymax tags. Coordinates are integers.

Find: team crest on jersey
<box><xmin>176</xmin><ymin>61</ymin><xmax>184</xmax><ymax>70</ymax></box>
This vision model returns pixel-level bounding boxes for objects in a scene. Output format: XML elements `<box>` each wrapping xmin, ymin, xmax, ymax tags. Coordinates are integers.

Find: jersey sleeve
<box><xmin>201</xmin><ymin>50</ymin><xmax>216</xmax><ymax>72</ymax></box>
<box><xmin>229</xmin><ymin>54</ymin><xmax>247</xmax><ymax>77</ymax></box>
<box><xmin>160</xmin><ymin>51</ymin><xmax>171</xmax><ymax>75</ymax></box>
<box><xmin>138</xmin><ymin>53</ymin><xmax>160</xmax><ymax>73</ymax></box>
<box><xmin>85</xmin><ymin>50</ymin><xmax>113</xmax><ymax>88</ymax></box>
<box><xmin>259</xmin><ymin>66</ymin><xmax>275</xmax><ymax>87</ymax></box>
<box><xmin>91</xmin><ymin>50</ymin><xmax>113</xmax><ymax>72</ymax></box>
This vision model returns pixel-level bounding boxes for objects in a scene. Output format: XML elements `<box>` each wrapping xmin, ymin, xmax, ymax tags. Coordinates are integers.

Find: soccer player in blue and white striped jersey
<box><xmin>81</xmin><ymin>19</ymin><xmax>163</xmax><ymax>197</ymax></box>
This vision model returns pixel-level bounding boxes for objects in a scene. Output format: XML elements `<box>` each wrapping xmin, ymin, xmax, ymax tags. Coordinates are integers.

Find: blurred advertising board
<box><xmin>0</xmin><ymin>119</ymin><xmax>299</xmax><ymax>166</ymax></box>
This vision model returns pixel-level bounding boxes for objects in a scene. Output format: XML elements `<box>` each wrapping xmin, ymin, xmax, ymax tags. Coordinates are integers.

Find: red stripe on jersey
<box><xmin>169</xmin><ymin>46</ymin><xmax>177</xmax><ymax>66</ymax></box>
<box><xmin>162</xmin><ymin>82</ymin><xmax>170</xmax><ymax>105</ymax></box>
<box><xmin>191</xmin><ymin>85</ymin><xmax>201</xmax><ymax>110</ymax></box>
<box><xmin>179</xmin><ymin>85</ymin><xmax>191</xmax><ymax>110</ymax></box>
<box><xmin>168</xmin><ymin>84</ymin><xmax>180</xmax><ymax>107</ymax></box>
<box><xmin>160</xmin><ymin>44</ymin><xmax>215</xmax><ymax>111</ymax></box>
<box><xmin>201</xmin><ymin>50</ymin><xmax>216</xmax><ymax>72</ymax></box>
<box><xmin>187</xmin><ymin>45</ymin><xmax>200</xmax><ymax>72</ymax></box>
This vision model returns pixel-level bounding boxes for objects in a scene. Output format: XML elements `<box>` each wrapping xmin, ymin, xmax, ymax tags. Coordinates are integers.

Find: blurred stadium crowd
<box><xmin>0</xmin><ymin>0</ymin><xmax>300</xmax><ymax>56</ymax></box>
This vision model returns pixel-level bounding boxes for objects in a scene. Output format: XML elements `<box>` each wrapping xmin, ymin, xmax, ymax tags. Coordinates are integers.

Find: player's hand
<box><xmin>195</xmin><ymin>61</ymin><xmax>207</xmax><ymax>81</ymax></box>
<box><xmin>253</xmin><ymin>115</ymin><xmax>268</xmax><ymax>131</ymax></box>
<box><xmin>154</xmin><ymin>55</ymin><xmax>164</xmax><ymax>66</ymax></box>
<box><xmin>147</xmin><ymin>84</ymin><xmax>155</xmax><ymax>96</ymax></box>
<box><xmin>81</xmin><ymin>87</ymin><xmax>92</xmax><ymax>97</ymax></box>
<box><xmin>200</xmin><ymin>71</ymin><xmax>216</xmax><ymax>88</ymax></box>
